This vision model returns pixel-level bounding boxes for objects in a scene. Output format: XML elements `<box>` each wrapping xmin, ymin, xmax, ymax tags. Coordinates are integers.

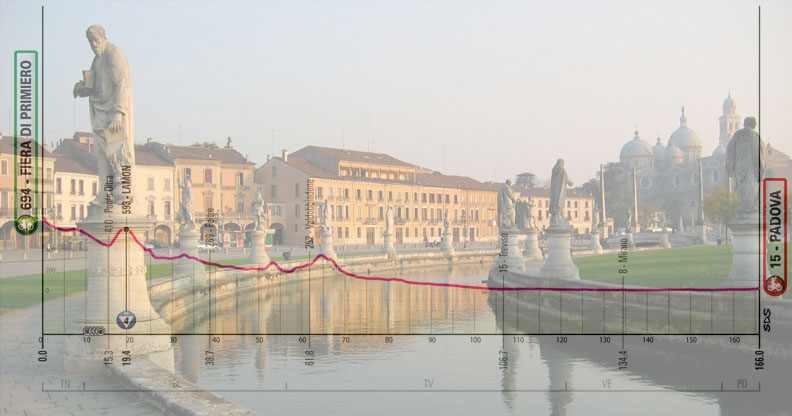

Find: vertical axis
<box><xmin>757</xmin><ymin>4</ymin><xmax>762</xmax><ymax>349</ymax></box>
<box><xmin>40</xmin><ymin>5</ymin><xmax>45</xmax><ymax>349</ymax></box>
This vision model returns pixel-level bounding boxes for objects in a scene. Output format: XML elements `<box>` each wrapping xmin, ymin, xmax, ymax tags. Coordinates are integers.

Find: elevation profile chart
<box><xmin>40</xmin><ymin>219</ymin><xmax>760</xmax><ymax>336</ymax></box>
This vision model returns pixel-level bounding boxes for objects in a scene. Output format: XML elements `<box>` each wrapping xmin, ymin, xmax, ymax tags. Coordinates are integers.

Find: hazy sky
<box><xmin>1</xmin><ymin>0</ymin><xmax>790</xmax><ymax>184</ymax></box>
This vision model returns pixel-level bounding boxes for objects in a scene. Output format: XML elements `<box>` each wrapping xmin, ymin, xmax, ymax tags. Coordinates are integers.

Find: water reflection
<box><xmin>169</xmin><ymin>263</ymin><xmax>791</xmax><ymax>415</ymax></box>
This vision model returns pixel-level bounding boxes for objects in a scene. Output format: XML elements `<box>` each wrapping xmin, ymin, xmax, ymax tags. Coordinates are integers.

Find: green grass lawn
<box><xmin>576</xmin><ymin>245</ymin><xmax>734</xmax><ymax>288</ymax></box>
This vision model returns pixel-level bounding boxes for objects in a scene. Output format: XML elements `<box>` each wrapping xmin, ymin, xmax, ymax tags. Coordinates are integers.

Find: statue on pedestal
<box><xmin>626</xmin><ymin>207</ymin><xmax>633</xmax><ymax>232</ymax></box>
<box><xmin>177</xmin><ymin>176</ymin><xmax>195</xmax><ymax>232</ymax></box>
<box><xmin>386</xmin><ymin>206</ymin><xmax>395</xmax><ymax>233</ymax></box>
<box><xmin>525</xmin><ymin>197</ymin><xmax>538</xmax><ymax>230</ymax></box>
<box><xmin>73</xmin><ymin>25</ymin><xmax>135</xmax><ymax>208</ymax></box>
<box><xmin>497</xmin><ymin>179</ymin><xmax>517</xmax><ymax>230</ymax></box>
<box><xmin>549</xmin><ymin>159</ymin><xmax>573</xmax><ymax>226</ymax></box>
<box><xmin>252</xmin><ymin>189</ymin><xmax>267</xmax><ymax>231</ymax></box>
<box><xmin>726</xmin><ymin>117</ymin><xmax>766</xmax><ymax>221</ymax></box>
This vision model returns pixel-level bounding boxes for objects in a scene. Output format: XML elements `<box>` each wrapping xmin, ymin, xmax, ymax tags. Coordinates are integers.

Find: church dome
<box><xmin>620</xmin><ymin>130</ymin><xmax>653</xmax><ymax>158</ymax></box>
<box><xmin>668</xmin><ymin>106</ymin><xmax>701</xmax><ymax>149</ymax></box>
<box><xmin>652</xmin><ymin>137</ymin><xmax>666</xmax><ymax>159</ymax></box>
<box><xmin>723</xmin><ymin>92</ymin><xmax>737</xmax><ymax>115</ymax></box>
<box><xmin>665</xmin><ymin>143</ymin><xmax>683</xmax><ymax>163</ymax></box>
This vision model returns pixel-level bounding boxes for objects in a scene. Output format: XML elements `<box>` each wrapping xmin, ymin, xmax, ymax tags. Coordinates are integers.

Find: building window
<box><xmin>640</xmin><ymin>176</ymin><xmax>652</xmax><ymax>189</ymax></box>
<box><xmin>56</xmin><ymin>178</ymin><xmax>62</xmax><ymax>194</ymax></box>
<box><xmin>165</xmin><ymin>201</ymin><xmax>172</xmax><ymax>216</ymax></box>
<box><xmin>270</xmin><ymin>185</ymin><xmax>277</xmax><ymax>198</ymax></box>
<box><xmin>70</xmin><ymin>205</ymin><xmax>76</xmax><ymax>220</ymax></box>
<box><xmin>236</xmin><ymin>173</ymin><xmax>244</xmax><ymax>186</ymax></box>
<box><xmin>164</xmin><ymin>178</ymin><xmax>171</xmax><ymax>191</ymax></box>
<box><xmin>378</xmin><ymin>190</ymin><xmax>383</xmax><ymax>201</ymax></box>
<box><xmin>204</xmin><ymin>169</ymin><xmax>213</xmax><ymax>184</ymax></box>
<box><xmin>367</xmin><ymin>190</ymin><xmax>373</xmax><ymax>200</ymax></box>
<box><xmin>56</xmin><ymin>203</ymin><xmax>62</xmax><ymax>218</ymax></box>
<box><xmin>0</xmin><ymin>160</ymin><xmax>7</xmax><ymax>175</ymax></box>
<box><xmin>344</xmin><ymin>188</ymin><xmax>349</xmax><ymax>199</ymax></box>
<box><xmin>429</xmin><ymin>194</ymin><xmax>435</xmax><ymax>203</ymax></box>
<box><xmin>295</xmin><ymin>204</ymin><xmax>300</xmax><ymax>218</ymax></box>
<box><xmin>184</xmin><ymin>168</ymin><xmax>191</xmax><ymax>180</ymax></box>
<box><xmin>405</xmin><ymin>192</ymin><xmax>410</xmax><ymax>202</ymax></box>
<box><xmin>318</xmin><ymin>187</ymin><xmax>324</xmax><ymax>197</ymax></box>
<box><xmin>454</xmin><ymin>195</ymin><xmax>458</xmax><ymax>204</ymax></box>
<box><xmin>422</xmin><ymin>193</ymin><xmax>427</xmax><ymax>203</ymax></box>
<box><xmin>148</xmin><ymin>177</ymin><xmax>155</xmax><ymax>190</ymax></box>
<box><xmin>673</xmin><ymin>175</ymin><xmax>680</xmax><ymax>187</ymax></box>
<box><xmin>79</xmin><ymin>205</ymin><xmax>85</xmax><ymax>220</ymax></box>
<box><xmin>148</xmin><ymin>201</ymin><xmax>155</xmax><ymax>216</ymax></box>
<box><xmin>692</xmin><ymin>174</ymin><xmax>699</xmax><ymax>185</ymax></box>
<box><xmin>204</xmin><ymin>196</ymin><xmax>213</xmax><ymax>209</ymax></box>
<box><xmin>78</xmin><ymin>180</ymin><xmax>84</xmax><ymax>195</ymax></box>
<box><xmin>345</xmin><ymin>227</ymin><xmax>349</xmax><ymax>238</ymax></box>
<box><xmin>379</xmin><ymin>206</ymin><xmax>384</xmax><ymax>219</ymax></box>
<box><xmin>357</xmin><ymin>227</ymin><xmax>361</xmax><ymax>238</ymax></box>
<box><xmin>294</xmin><ymin>183</ymin><xmax>300</xmax><ymax>197</ymax></box>
<box><xmin>355</xmin><ymin>189</ymin><xmax>361</xmax><ymax>199</ymax></box>
<box><xmin>70</xmin><ymin>179</ymin><xmax>76</xmax><ymax>195</ymax></box>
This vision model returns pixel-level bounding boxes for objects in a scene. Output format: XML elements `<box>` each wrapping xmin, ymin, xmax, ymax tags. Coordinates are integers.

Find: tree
<box><xmin>703</xmin><ymin>186</ymin><xmax>738</xmax><ymax>237</ymax></box>
<box><xmin>515</xmin><ymin>172</ymin><xmax>538</xmax><ymax>187</ymax></box>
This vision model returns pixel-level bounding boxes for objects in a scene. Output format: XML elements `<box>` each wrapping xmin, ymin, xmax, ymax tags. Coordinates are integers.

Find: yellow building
<box><xmin>255</xmin><ymin>146</ymin><xmax>498</xmax><ymax>246</ymax></box>
<box><xmin>0</xmin><ymin>135</ymin><xmax>55</xmax><ymax>249</ymax></box>
<box><xmin>142</xmin><ymin>139</ymin><xmax>256</xmax><ymax>246</ymax></box>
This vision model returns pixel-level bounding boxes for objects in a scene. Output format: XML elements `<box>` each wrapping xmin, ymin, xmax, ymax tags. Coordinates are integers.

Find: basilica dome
<box><xmin>665</xmin><ymin>143</ymin><xmax>683</xmax><ymax>163</ymax></box>
<box><xmin>620</xmin><ymin>130</ymin><xmax>653</xmax><ymax>158</ymax></box>
<box><xmin>668</xmin><ymin>107</ymin><xmax>701</xmax><ymax>149</ymax></box>
<box><xmin>652</xmin><ymin>137</ymin><xmax>666</xmax><ymax>160</ymax></box>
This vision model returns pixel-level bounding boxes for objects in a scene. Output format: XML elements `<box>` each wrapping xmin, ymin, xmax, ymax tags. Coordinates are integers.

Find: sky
<box><xmin>1</xmin><ymin>0</ymin><xmax>790</xmax><ymax>185</ymax></box>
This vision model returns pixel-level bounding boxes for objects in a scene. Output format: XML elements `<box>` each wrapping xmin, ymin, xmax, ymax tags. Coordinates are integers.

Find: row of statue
<box><xmin>75</xmin><ymin>25</ymin><xmax>766</xmax><ymax>235</ymax></box>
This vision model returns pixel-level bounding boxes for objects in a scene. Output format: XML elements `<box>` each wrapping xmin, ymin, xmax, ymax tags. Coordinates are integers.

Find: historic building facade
<box><xmin>255</xmin><ymin>146</ymin><xmax>499</xmax><ymax>247</ymax></box>
<box><xmin>618</xmin><ymin>93</ymin><xmax>792</xmax><ymax>229</ymax></box>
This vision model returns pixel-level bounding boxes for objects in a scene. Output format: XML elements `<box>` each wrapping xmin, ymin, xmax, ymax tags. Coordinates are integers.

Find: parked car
<box><xmin>198</xmin><ymin>241</ymin><xmax>220</xmax><ymax>252</ymax></box>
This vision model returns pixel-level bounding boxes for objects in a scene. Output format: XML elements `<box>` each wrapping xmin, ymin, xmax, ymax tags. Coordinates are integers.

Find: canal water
<box><xmin>170</xmin><ymin>263</ymin><xmax>790</xmax><ymax>415</ymax></box>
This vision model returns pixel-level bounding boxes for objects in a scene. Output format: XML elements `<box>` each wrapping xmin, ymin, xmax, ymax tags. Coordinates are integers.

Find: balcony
<box><xmin>363</xmin><ymin>218</ymin><xmax>378</xmax><ymax>225</ymax></box>
<box><xmin>395</xmin><ymin>218</ymin><xmax>408</xmax><ymax>225</ymax></box>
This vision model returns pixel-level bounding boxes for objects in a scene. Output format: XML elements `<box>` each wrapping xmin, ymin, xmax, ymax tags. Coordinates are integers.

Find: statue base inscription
<box><xmin>64</xmin><ymin>212</ymin><xmax>174</xmax><ymax>373</ymax></box>
<box><xmin>540</xmin><ymin>224</ymin><xmax>580</xmax><ymax>280</ymax></box>
<box><xmin>174</xmin><ymin>229</ymin><xmax>206</xmax><ymax>289</ymax></box>
<box><xmin>523</xmin><ymin>229</ymin><xmax>542</xmax><ymax>261</ymax></box>
<box><xmin>497</xmin><ymin>229</ymin><xmax>525</xmax><ymax>273</ymax></box>
<box><xmin>247</xmin><ymin>229</ymin><xmax>271</xmax><ymax>266</ymax></box>
<box><xmin>725</xmin><ymin>221</ymin><xmax>761</xmax><ymax>289</ymax></box>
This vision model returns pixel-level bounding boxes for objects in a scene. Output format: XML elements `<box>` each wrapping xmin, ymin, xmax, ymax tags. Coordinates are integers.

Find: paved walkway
<box><xmin>0</xmin><ymin>297</ymin><xmax>165</xmax><ymax>415</ymax></box>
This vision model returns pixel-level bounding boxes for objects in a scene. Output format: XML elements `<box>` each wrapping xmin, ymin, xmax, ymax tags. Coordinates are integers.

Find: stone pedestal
<box><xmin>64</xmin><ymin>213</ymin><xmax>174</xmax><ymax>374</ymax></box>
<box><xmin>382</xmin><ymin>230</ymin><xmax>397</xmax><ymax>257</ymax></box>
<box><xmin>659</xmin><ymin>229</ymin><xmax>672</xmax><ymax>248</ymax></box>
<box><xmin>174</xmin><ymin>229</ymin><xmax>206</xmax><ymax>289</ymax></box>
<box><xmin>598</xmin><ymin>223</ymin><xmax>608</xmax><ymax>240</ymax></box>
<box><xmin>441</xmin><ymin>228</ymin><xmax>454</xmax><ymax>257</ymax></box>
<box><xmin>589</xmin><ymin>228</ymin><xmax>602</xmax><ymax>254</ymax></box>
<box><xmin>625</xmin><ymin>230</ymin><xmax>636</xmax><ymax>250</ymax></box>
<box><xmin>496</xmin><ymin>229</ymin><xmax>525</xmax><ymax>273</ymax></box>
<box><xmin>319</xmin><ymin>227</ymin><xmax>337</xmax><ymax>261</ymax></box>
<box><xmin>540</xmin><ymin>224</ymin><xmax>580</xmax><ymax>279</ymax></box>
<box><xmin>247</xmin><ymin>229</ymin><xmax>271</xmax><ymax>266</ymax></box>
<box><xmin>725</xmin><ymin>222</ymin><xmax>761</xmax><ymax>289</ymax></box>
<box><xmin>522</xmin><ymin>229</ymin><xmax>542</xmax><ymax>261</ymax></box>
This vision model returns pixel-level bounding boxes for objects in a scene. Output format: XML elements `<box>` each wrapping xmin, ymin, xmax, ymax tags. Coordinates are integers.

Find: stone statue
<box><xmin>177</xmin><ymin>176</ymin><xmax>195</xmax><ymax>232</ymax></box>
<box><xmin>321</xmin><ymin>202</ymin><xmax>332</xmax><ymax>232</ymax></box>
<box><xmin>525</xmin><ymin>197</ymin><xmax>538</xmax><ymax>230</ymax></box>
<box><xmin>251</xmin><ymin>189</ymin><xmax>267</xmax><ymax>231</ymax></box>
<box><xmin>443</xmin><ymin>209</ymin><xmax>450</xmax><ymax>231</ymax></box>
<box><xmin>593</xmin><ymin>204</ymin><xmax>601</xmax><ymax>227</ymax></box>
<box><xmin>549</xmin><ymin>159</ymin><xmax>573</xmax><ymax>225</ymax></box>
<box><xmin>497</xmin><ymin>179</ymin><xmax>517</xmax><ymax>230</ymax></box>
<box><xmin>726</xmin><ymin>117</ymin><xmax>766</xmax><ymax>221</ymax></box>
<box><xmin>658</xmin><ymin>212</ymin><xmax>667</xmax><ymax>230</ymax></box>
<box><xmin>73</xmin><ymin>25</ymin><xmax>135</xmax><ymax>207</ymax></box>
<box><xmin>386</xmin><ymin>206</ymin><xmax>395</xmax><ymax>232</ymax></box>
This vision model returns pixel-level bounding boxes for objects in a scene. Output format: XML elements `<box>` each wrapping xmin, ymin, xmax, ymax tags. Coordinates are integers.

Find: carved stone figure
<box><xmin>73</xmin><ymin>25</ymin><xmax>135</xmax><ymax>206</ymax></box>
<box><xmin>525</xmin><ymin>197</ymin><xmax>538</xmax><ymax>230</ymax></box>
<box><xmin>251</xmin><ymin>190</ymin><xmax>267</xmax><ymax>231</ymax></box>
<box><xmin>177</xmin><ymin>176</ymin><xmax>195</xmax><ymax>232</ymax></box>
<box><xmin>726</xmin><ymin>117</ymin><xmax>766</xmax><ymax>221</ymax></box>
<box><xmin>626</xmin><ymin>207</ymin><xmax>633</xmax><ymax>231</ymax></box>
<box><xmin>443</xmin><ymin>209</ymin><xmax>449</xmax><ymax>231</ymax></box>
<box><xmin>549</xmin><ymin>159</ymin><xmax>573</xmax><ymax>225</ymax></box>
<box><xmin>321</xmin><ymin>202</ymin><xmax>332</xmax><ymax>232</ymax></box>
<box><xmin>386</xmin><ymin>206</ymin><xmax>395</xmax><ymax>232</ymax></box>
<box><xmin>497</xmin><ymin>179</ymin><xmax>517</xmax><ymax>230</ymax></box>
<box><xmin>593</xmin><ymin>204</ymin><xmax>601</xmax><ymax>227</ymax></box>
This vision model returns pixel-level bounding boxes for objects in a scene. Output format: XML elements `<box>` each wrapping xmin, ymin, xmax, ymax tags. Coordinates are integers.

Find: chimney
<box><xmin>281</xmin><ymin>149</ymin><xmax>288</xmax><ymax>162</ymax></box>
<box><xmin>266</xmin><ymin>154</ymin><xmax>271</xmax><ymax>161</ymax></box>
<box><xmin>146</xmin><ymin>137</ymin><xmax>152</xmax><ymax>143</ymax></box>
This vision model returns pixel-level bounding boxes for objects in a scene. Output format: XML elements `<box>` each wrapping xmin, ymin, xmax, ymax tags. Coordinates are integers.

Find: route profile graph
<box><xmin>39</xmin><ymin>218</ymin><xmax>761</xmax><ymax>337</ymax></box>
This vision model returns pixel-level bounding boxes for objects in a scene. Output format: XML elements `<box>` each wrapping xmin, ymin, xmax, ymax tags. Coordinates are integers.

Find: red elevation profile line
<box><xmin>40</xmin><ymin>218</ymin><xmax>759</xmax><ymax>293</ymax></box>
